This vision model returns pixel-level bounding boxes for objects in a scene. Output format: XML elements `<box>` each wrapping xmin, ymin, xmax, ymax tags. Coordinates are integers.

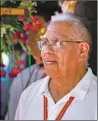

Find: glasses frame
<box><xmin>37</xmin><ymin>40</ymin><xmax>86</xmax><ymax>51</ymax></box>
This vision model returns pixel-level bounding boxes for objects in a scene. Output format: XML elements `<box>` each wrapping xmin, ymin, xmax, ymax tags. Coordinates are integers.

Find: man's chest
<box><xmin>23</xmin><ymin>95</ymin><xmax>95</xmax><ymax>120</ymax></box>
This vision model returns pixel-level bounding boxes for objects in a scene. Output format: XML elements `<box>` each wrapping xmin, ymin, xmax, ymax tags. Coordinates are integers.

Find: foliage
<box><xmin>0</xmin><ymin>0</ymin><xmax>46</xmax><ymax>78</ymax></box>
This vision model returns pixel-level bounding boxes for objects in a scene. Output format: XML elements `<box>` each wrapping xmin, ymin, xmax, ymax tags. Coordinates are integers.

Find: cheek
<box><xmin>57</xmin><ymin>48</ymin><xmax>79</xmax><ymax>68</ymax></box>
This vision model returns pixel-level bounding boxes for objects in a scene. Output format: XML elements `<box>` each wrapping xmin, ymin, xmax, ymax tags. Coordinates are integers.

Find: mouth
<box><xmin>44</xmin><ymin>61</ymin><xmax>57</xmax><ymax>66</ymax></box>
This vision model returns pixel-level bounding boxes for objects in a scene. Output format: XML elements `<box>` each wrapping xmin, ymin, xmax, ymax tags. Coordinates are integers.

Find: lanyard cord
<box><xmin>44</xmin><ymin>96</ymin><xmax>75</xmax><ymax>120</ymax></box>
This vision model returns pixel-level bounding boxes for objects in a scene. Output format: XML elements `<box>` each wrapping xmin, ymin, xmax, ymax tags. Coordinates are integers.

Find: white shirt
<box><xmin>15</xmin><ymin>68</ymin><xmax>97</xmax><ymax>120</ymax></box>
<box><xmin>5</xmin><ymin>64</ymin><xmax>45</xmax><ymax>120</ymax></box>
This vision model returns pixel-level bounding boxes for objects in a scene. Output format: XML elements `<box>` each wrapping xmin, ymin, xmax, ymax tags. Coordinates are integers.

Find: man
<box><xmin>5</xmin><ymin>29</ymin><xmax>46</xmax><ymax>120</ymax></box>
<box><xmin>15</xmin><ymin>13</ymin><xmax>97</xmax><ymax>120</ymax></box>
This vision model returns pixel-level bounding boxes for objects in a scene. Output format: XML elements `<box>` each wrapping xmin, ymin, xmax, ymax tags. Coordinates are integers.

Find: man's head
<box><xmin>27</xmin><ymin>16</ymin><xmax>46</xmax><ymax>64</ymax></box>
<box><xmin>38</xmin><ymin>13</ymin><xmax>92</xmax><ymax>78</ymax></box>
<box><xmin>59</xmin><ymin>0</ymin><xmax>78</xmax><ymax>13</ymax></box>
<box><xmin>27</xmin><ymin>30</ymin><xmax>42</xmax><ymax>64</ymax></box>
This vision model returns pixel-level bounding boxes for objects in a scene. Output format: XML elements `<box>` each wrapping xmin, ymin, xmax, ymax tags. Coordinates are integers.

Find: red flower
<box><xmin>17</xmin><ymin>60</ymin><xmax>24</xmax><ymax>65</ymax></box>
<box><xmin>13</xmin><ymin>32</ymin><xmax>21</xmax><ymax>40</ymax></box>
<box><xmin>21</xmin><ymin>34</ymin><xmax>28</xmax><ymax>43</ymax></box>
<box><xmin>0</xmin><ymin>63</ymin><xmax>5</xmax><ymax>68</ymax></box>
<box><xmin>30</xmin><ymin>24</ymin><xmax>42</xmax><ymax>31</ymax></box>
<box><xmin>0</xmin><ymin>70</ymin><xmax>6</xmax><ymax>77</ymax></box>
<box><xmin>9</xmin><ymin>72</ymin><xmax>16</xmax><ymax>78</ymax></box>
<box><xmin>18</xmin><ymin>16</ymin><xmax>26</xmax><ymax>22</ymax></box>
<box><xmin>9</xmin><ymin>68</ymin><xmax>23</xmax><ymax>78</ymax></box>
<box><xmin>32</xmin><ymin>16</ymin><xmax>40</xmax><ymax>22</ymax></box>
<box><xmin>23</xmin><ymin>24</ymin><xmax>31</xmax><ymax>31</ymax></box>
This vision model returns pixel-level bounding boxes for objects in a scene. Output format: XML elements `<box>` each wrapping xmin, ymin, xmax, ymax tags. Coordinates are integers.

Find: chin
<box><xmin>44</xmin><ymin>66</ymin><xmax>58</xmax><ymax>77</ymax></box>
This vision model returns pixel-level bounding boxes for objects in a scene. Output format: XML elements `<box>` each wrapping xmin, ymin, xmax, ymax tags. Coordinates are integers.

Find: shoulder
<box><xmin>86</xmin><ymin>72</ymin><xmax>97</xmax><ymax>103</ymax></box>
<box><xmin>83</xmin><ymin>68</ymin><xmax>97</xmax><ymax>105</ymax></box>
<box><xmin>17</xmin><ymin>64</ymin><xmax>37</xmax><ymax>77</ymax></box>
<box><xmin>89</xmin><ymin>74</ymin><xmax>97</xmax><ymax>119</ymax></box>
<box><xmin>10</xmin><ymin>64</ymin><xmax>36</xmax><ymax>92</ymax></box>
<box><xmin>11</xmin><ymin>64</ymin><xmax>36</xmax><ymax>82</ymax></box>
<box><xmin>19</xmin><ymin>76</ymin><xmax>49</xmax><ymax>105</ymax></box>
<box><xmin>90</xmin><ymin>73</ymin><xmax>97</xmax><ymax>91</ymax></box>
<box><xmin>20</xmin><ymin>64</ymin><xmax>37</xmax><ymax>75</ymax></box>
<box><xmin>87</xmin><ymin>68</ymin><xmax>97</xmax><ymax>92</ymax></box>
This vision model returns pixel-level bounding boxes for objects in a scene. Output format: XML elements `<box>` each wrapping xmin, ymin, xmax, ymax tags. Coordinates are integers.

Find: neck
<box><xmin>48</xmin><ymin>67</ymin><xmax>87</xmax><ymax>103</ymax></box>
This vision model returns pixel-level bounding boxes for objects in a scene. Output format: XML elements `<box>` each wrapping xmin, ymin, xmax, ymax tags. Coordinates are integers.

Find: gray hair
<box><xmin>51</xmin><ymin>13</ymin><xmax>92</xmax><ymax>66</ymax></box>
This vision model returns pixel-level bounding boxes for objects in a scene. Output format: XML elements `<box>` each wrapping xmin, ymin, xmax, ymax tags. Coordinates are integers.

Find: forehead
<box><xmin>44</xmin><ymin>22</ymin><xmax>77</xmax><ymax>40</ymax></box>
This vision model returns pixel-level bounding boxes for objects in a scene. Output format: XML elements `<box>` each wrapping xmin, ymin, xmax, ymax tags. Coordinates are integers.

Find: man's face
<box><xmin>61</xmin><ymin>0</ymin><xmax>77</xmax><ymax>13</ymax></box>
<box><xmin>41</xmin><ymin>22</ymin><xmax>81</xmax><ymax>77</ymax></box>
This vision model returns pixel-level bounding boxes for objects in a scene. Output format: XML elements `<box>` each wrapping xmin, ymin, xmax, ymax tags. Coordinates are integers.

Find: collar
<box><xmin>68</xmin><ymin>67</ymin><xmax>94</xmax><ymax>100</ymax></box>
<box><xmin>39</xmin><ymin>67</ymin><xmax>94</xmax><ymax>101</ymax></box>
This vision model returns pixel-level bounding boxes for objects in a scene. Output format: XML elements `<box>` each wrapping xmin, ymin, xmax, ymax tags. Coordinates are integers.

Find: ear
<box><xmin>79</xmin><ymin>42</ymin><xmax>89</xmax><ymax>60</ymax></box>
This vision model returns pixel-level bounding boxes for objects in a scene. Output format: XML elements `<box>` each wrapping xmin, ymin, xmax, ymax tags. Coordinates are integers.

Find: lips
<box><xmin>43</xmin><ymin>54</ymin><xmax>57</xmax><ymax>66</ymax></box>
<box><xmin>44</xmin><ymin>60</ymin><xmax>57</xmax><ymax>66</ymax></box>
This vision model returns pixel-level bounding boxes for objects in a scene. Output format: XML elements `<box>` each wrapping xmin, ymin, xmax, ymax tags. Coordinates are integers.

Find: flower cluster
<box><xmin>22</xmin><ymin>16</ymin><xmax>43</xmax><ymax>31</ymax></box>
<box><xmin>9</xmin><ymin>67</ymin><xmax>23</xmax><ymax>78</ymax></box>
<box><xmin>0</xmin><ymin>1</ymin><xmax>46</xmax><ymax>78</ymax></box>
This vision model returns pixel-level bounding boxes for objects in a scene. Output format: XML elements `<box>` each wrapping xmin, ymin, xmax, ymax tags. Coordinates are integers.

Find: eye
<box><xmin>54</xmin><ymin>40</ymin><xmax>60</xmax><ymax>48</ymax></box>
<box><xmin>42</xmin><ymin>40</ymin><xmax>50</xmax><ymax>46</ymax></box>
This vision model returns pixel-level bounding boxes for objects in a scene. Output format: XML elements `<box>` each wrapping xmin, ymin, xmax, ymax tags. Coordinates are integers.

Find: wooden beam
<box><xmin>0</xmin><ymin>8</ymin><xmax>26</xmax><ymax>15</ymax></box>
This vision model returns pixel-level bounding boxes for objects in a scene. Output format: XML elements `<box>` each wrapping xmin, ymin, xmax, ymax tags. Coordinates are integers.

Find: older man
<box><xmin>15</xmin><ymin>13</ymin><xmax>97</xmax><ymax>120</ymax></box>
<box><xmin>5</xmin><ymin>28</ymin><xmax>46</xmax><ymax>120</ymax></box>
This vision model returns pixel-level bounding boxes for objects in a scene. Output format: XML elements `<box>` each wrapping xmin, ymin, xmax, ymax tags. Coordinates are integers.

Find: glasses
<box><xmin>37</xmin><ymin>40</ymin><xmax>85</xmax><ymax>51</ymax></box>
